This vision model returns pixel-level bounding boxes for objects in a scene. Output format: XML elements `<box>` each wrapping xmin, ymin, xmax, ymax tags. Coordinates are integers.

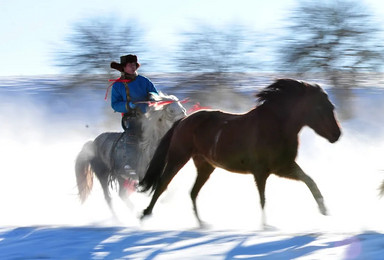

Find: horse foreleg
<box><xmin>253</xmin><ymin>172</ymin><xmax>268</xmax><ymax>229</ymax></box>
<box><xmin>280</xmin><ymin>162</ymin><xmax>327</xmax><ymax>215</ymax></box>
<box><xmin>118</xmin><ymin>177</ymin><xmax>135</xmax><ymax>211</ymax></box>
<box><xmin>191</xmin><ymin>156</ymin><xmax>215</xmax><ymax>227</ymax></box>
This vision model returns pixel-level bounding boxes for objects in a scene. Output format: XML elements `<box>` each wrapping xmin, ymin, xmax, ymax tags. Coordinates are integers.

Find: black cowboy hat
<box><xmin>110</xmin><ymin>54</ymin><xmax>141</xmax><ymax>72</ymax></box>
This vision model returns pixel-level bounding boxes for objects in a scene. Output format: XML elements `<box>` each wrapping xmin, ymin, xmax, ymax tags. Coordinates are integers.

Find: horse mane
<box><xmin>136</xmin><ymin>92</ymin><xmax>185</xmax><ymax>180</ymax></box>
<box><xmin>256</xmin><ymin>79</ymin><xmax>320</xmax><ymax>105</ymax></box>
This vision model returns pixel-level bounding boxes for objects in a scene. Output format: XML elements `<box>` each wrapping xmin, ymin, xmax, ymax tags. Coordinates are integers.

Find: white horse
<box><xmin>136</xmin><ymin>93</ymin><xmax>187</xmax><ymax>179</ymax></box>
<box><xmin>75</xmin><ymin>93</ymin><xmax>186</xmax><ymax>214</ymax></box>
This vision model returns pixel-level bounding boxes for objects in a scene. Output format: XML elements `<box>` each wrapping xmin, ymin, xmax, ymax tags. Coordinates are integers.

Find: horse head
<box><xmin>163</xmin><ymin>95</ymin><xmax>187</xmax><ymax>121</ymax></box>
<box><xmin>304</xmin><ymin>86</ymin><xmax>341</xmax><ymax>143</ymax></box>
<box><xmin>257</xmin><ymin>79</ymin><xmax>341</xmax><ymax>143</ymax></box>
<box><xmin>148</xmin><ymin>92</ymin><xmax>186</xmax><ymax>121</ymax></box>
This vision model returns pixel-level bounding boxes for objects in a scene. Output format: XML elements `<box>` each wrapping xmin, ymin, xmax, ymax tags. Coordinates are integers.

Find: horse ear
<box><xmin>149</xmin><ymin>92</ymin><xmax>160</xmax><ymax>101</ymax></box>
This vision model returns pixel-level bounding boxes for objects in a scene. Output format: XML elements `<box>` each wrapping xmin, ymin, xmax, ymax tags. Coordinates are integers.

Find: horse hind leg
<box><xmin>100</xmin><ymin>176</ymin><xmax>117</xmax><ymax>216</ymax></box>
<box><xmin>93</xmin><ymin>165</ymin><xmax>117</xmax><ymax>217</ymax></box>
<box><xmin>191</xmin><ymin>156</ymin><xmax>215</xmax><ymax>227</ymax></box>
<box><xmin>141</xmin><ymin>151</ymin><xmax>191</xmax><ymax>220</ymax></box>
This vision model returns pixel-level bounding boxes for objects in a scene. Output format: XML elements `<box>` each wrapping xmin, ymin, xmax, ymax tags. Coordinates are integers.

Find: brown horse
<box><xmin>139</xmin><ymin>79</ymin><xmax>341</xmax><ymax>228</ymax></box>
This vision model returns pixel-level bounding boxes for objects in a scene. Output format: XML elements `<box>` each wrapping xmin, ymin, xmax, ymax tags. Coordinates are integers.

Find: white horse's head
<box><xmin>162</xmin><ymin>95</ymin><xmax>187</xmax><ymax>121</ymax></box>
<box><xmin>136</xmin><ymin>92</ymin><xmax>186</xmax><ymax>180</ymax></box>
<box><xmin>146</xmin><ymin>92</ymin><xmax>186</xmax><ymax>122</ymax></box>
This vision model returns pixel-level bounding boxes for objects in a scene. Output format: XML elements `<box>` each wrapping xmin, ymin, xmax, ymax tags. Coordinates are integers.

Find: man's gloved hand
<box><xmin>128</xmin><ymin>101</ymin><xmax>136</xmax><ymax>109</ymax></box>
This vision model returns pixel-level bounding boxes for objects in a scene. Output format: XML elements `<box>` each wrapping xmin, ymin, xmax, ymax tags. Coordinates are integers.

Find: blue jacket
<box><xmin>111</xmin><ymin>75</ymin><xmax>159</xmax><ymax>114</ymax></box>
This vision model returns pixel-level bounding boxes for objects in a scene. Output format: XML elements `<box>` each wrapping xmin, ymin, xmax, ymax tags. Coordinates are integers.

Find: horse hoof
<box><xmin>198</xmin><ymin>221</ymin><xmax>210</xmax><ymax>229</ymax></box>
<box><xmin>140</xmin><ymin>209</ymin><xmax>152</xmax><ymax>221</ymax></box>
<box><xmin>319</xmin><ymin>206</ymin><xmax>328</xmax><ymax>216</ymax></box>
<box><xmin>263</xmin><ymin>224</ymin><xmax>277</xmax><ymax>231</ymax></box>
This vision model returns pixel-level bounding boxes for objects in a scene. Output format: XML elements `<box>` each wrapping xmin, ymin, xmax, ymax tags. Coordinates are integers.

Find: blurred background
<box><xmin>1</xmin><ymin>0</ymin><xmax>384</xmax><ymax>230</ymax></box>
<box><xmin>2</xmin><ymin>0</ymin><xmax>384</xmax><ymax>116</ymax></box>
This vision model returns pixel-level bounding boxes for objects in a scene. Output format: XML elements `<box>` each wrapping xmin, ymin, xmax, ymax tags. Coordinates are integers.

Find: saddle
<box><xmin>111</xmin><ymin>130</ymin><xmax>140</xmax><ymax>181</ymax></box>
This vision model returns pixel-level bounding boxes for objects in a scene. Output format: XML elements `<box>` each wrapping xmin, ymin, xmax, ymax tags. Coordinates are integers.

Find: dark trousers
<box><xmin>121</xmin><ymin>113</ymin><xmax>142</xmax><ymax>138</ymax></box>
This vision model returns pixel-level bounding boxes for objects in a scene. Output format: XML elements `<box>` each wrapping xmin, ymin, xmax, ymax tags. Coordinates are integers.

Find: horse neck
<box><xmin>257</xmin><ymin>101</ymin><xmax>307</xmax><ymax>137</ymax></box>
<box><xmin>136</xmin><ymin>109</ymin><xmax>172</xmax><ymax>178</ymax></box>
<box><xmin>140</xmin><ymin>110</ymin><xmax>164</xmax><ymax>145</ymax></box>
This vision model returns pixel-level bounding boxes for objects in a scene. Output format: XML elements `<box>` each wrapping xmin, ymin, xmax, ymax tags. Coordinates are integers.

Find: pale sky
<box><xmin>0</xmin><ymin>0</ymin><xmax>383</xmax><ymax>76</ymax></box>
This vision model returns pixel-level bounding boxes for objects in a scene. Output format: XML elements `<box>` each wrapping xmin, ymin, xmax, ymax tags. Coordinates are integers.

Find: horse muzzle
<box><xmin>328</xmin><ymin>128</ymin><xmax>341</xmax><ymax>143</ymax></box>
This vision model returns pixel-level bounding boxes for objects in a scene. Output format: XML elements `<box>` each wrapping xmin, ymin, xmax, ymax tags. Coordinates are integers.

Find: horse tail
<box><xmin>139</xmin><ymin>119</ymin><xmax>182</xmax><ymax>193</ymax></box>
<box><xmin>75</xmin><ymin>141</ymin><xmax>95</xmax><ymax>203</ymax></box>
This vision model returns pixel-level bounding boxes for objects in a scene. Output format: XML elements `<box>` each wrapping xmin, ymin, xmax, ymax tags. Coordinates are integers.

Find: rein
<box><xmin>105</xmin><ymin>77</ymin><xmax>208</xmax><ymax>113</ymax></box>
<box><xmin>135</xmin><ymin>98</ymin><xmax>190</xmax><ymax>108</ymax></box>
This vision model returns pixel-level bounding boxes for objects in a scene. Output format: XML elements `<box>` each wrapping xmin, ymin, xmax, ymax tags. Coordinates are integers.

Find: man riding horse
<box><xmin>110</xmin><ymin>54</ymin><xmax>159</xmax><ymax>133</ymax></box>
<box><xmin>75</xmin><ymin>55</ymin><xmax>186</xmax><ymax>214</ymax></box>
<box><xmin>109</xmin><ymin>54</ymin><xmax>159</xmax><ymax>180</ymax></box>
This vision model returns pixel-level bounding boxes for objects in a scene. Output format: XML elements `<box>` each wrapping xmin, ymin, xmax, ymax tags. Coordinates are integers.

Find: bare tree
<box><xmin>278</xmin><ymin>0</ymin><xmax>384</xmax><ymax>87</ymax></box>
<box><xmin>171</xmin><ymin>23</ymin><xmax>264</xmax><ymax>109</ymax></box>
<box><xmin>176</xmin><ymin>23</ymin><xmax>260</xmax><ymax>74</ymax></box>
<box><xmin>55</xmin><ymin>17</ymin><xmax>145</xmax><ymax>77</ymax></box>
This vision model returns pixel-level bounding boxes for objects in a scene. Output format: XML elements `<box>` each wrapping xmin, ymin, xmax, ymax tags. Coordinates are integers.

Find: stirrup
<box><xmin>124</xmin><ymin>164</ymin><xmax>136</xmax><ymax>175</ymax></box>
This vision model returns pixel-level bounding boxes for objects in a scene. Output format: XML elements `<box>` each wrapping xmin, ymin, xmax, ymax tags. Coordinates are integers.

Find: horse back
<box><xmin>93</xmin><ymin>132</ymin><xmax>122</xmax><ymax>166</ymax></box>
<box><xmin>94</xmin><ymin>132</ymin><xmax>121</xmax><ymax>152</ymax></box>
<box><xmin>172</xmin><ymin>109</ymin><xmax>298</xmax><ymax>173</ymax></box>
<box><xmin>173</xmin><ymin>110</ymin><xmax>254</xmax><ymax>158</ymax></box>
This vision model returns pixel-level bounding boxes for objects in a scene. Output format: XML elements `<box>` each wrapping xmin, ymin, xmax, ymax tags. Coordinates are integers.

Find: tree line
<box><xmin>56</xmin><ymin>0</ymin><xmax>384</xmax><ymax>88</ymax></box>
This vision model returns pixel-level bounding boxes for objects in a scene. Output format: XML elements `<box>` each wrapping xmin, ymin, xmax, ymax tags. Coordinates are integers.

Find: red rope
<box><xmin>136</xmin><ymin>98</ymin><xmax>190</xmax><ymax>107</ymax></box>
<box><xmin>105</xmin><ymin>80</ymin><xmax>203</xmax><ymax>113</ymax></box>
<box><xmin>105</xmin><ymin>78</ymin><xmax>132</xmax><ymax>100</ymax></box>
<box><xmin>187</xmin><ymin>102</ymin><xmax>211</xmax><ymax>113</ymax></box>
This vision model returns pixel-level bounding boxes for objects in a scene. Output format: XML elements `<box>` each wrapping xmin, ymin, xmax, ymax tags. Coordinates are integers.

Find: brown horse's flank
<box><xmin>211</xmin><ymin>128</ymin><xmax>223</xmax><ymax>159</ymax></box>
<box><xmin>139</xmin><ymin>79</ymin><xmax>341</xmax><ymax>228</ymax></box>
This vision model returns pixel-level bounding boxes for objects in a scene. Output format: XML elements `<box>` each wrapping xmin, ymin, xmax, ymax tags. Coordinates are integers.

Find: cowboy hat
<box><xmin>110</xmin><ymin>54</ymin><xmax>141</xmax><ymax>72</ymax></box>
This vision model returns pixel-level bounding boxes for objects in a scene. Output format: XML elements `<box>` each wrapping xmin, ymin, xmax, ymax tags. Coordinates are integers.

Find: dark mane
<box><xmin>256</xmin><ymin>79</ymin><xmax>320</xmax><ymax>104</ymax></box>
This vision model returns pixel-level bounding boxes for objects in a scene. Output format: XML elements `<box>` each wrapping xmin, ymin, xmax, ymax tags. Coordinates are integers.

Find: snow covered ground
<box><xmin>1</xmin><ymin>78</ymin><xmax>384</xmax><ymax>259</ymax></box>
<box><xmin>1</xmin><ymin>226</ymin><xmax>384</xmax><ymax>259</ymax></box>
